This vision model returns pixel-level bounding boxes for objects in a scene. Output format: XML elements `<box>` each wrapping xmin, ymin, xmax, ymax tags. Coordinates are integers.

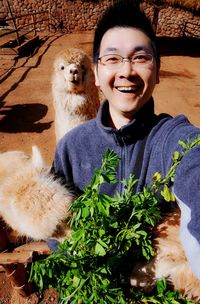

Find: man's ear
<box><xmin>156</xmin><ymin>73</ymin><xmax>160</xmax><ymax>84</ymax></box>
<box><xmin>94</xmin><ymin>65</ymin><xmax>100</xmax><ymax>86</ymax></box>
<box><xmin>156</xmin><ymin>63</ymin><xmax>160</xmax><ymax>84</ymax></box>
<box><xmin>156</xmin><ymin>69</ymin><xmax>160</xmax><ymax>84</ymax></box>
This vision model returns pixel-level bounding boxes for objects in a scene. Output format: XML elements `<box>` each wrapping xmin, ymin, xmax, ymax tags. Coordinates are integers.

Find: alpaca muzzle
<box><xmin>66</xmin><ymin>64</ymin><xmax>82</xmax><ymax>84</ymax></box>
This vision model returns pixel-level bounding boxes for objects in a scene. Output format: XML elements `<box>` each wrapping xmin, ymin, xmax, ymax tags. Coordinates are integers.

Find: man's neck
<box><xmin>108</xmin><ymin>111</ymin><xmax>133</xmax><ymax>130</ymax></box>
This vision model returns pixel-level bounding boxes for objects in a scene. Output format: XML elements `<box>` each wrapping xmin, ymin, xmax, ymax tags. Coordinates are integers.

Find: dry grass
<box><xmin>144</xmin><ymin>0</ymin><xmax>200</xmax><ymax>12</ymax></box>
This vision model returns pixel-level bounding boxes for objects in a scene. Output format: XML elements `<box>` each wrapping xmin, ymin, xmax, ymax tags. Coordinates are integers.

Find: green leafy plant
<box><xmin>29</xmin><ymin>136</ymin><xmax>200</xmax><ymax>303</ymax></box>
<box><xmin>130</xmin><ymin>279</ymin><xmax>195</xmax><ymax>303</ymax></box>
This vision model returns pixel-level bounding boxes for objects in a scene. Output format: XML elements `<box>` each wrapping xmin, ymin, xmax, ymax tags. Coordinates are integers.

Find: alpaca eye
<box><xmin>81</xmin><ymin>64</ymin><xmax>85</xmax><ymax>71</ymax></box>
<box><xmin>61</xmin><ymin>66</ymin><xmax>64</xmax><ymax>70</ymax></box>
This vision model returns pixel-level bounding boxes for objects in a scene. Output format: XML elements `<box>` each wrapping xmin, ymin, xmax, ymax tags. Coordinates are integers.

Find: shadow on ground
<box><xmin>0</xmin><ymin>103</ymin><xmax>53</xmax><ymax>133</ymax></box>
<box><xmin>158</xmin><ymin>36</ymin><xmax>200</xmax><ymax>57</ymax></box>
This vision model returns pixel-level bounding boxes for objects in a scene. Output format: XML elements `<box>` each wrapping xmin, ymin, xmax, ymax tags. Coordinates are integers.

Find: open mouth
<box><xmin>71</xmin><ymin>79</ymin><xmax>80</xmax><ymax>84</ymax></box>
<box><xmin>115</xmin><ymin>86</ymin><xmax>139</xmax><ymax>93</ymax></box>
<box><xmin>68</xmin><ymin>72</ymin><xmax>81</xmax><ymax>84</ymax></box>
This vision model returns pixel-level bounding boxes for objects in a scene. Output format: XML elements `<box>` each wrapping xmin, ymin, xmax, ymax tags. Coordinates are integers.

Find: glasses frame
<box><xmin>98</xmin><ymin>52</ymin><xmax>154</xmax><ymax>69</ymax></box>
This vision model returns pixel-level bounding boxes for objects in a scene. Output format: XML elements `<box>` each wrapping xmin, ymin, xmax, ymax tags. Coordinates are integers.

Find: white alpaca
<box><xmin>130</xmin><ymin>205</ymin><xmax>200</xmax><ymax>302</ymax></box>
<box><xmin>52</xmin><ymin>48</ymin><xmax>100</xmax><ymax>142</ymax></box>
<box><xmin>0</xmin><ymin>146</ymin><xmax>75</xmax><ymax>241</ymax></box>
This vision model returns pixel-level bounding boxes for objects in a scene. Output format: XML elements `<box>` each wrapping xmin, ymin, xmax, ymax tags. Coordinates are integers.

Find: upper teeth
<box><xmin>117</xmin><ymin>87</ymin><xmax>137</xmax><ymax>92</ymax></box>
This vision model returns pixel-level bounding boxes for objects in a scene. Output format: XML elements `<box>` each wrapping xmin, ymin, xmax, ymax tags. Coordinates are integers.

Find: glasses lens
<box><xmin>100</xmin><ymin>54</ymin><xmax>122</xmax><ymax>66</ymax></box>
<box><xmin>132</xmin><ymin>53</ymin><xmax>153</xmax><ymax>64</ymax></box>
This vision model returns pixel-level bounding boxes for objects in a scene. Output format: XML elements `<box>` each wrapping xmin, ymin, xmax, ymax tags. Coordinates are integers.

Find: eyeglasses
<box><xmin>98</xmin><ymin>52</ymin><xmax>154</xmax><ymax>69</ymax></box>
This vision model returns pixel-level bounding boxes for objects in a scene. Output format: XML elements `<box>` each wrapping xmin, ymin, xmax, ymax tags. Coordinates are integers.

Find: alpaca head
<box><xmin>52</xmin><ymin>48</ymin><xmax>94</xmax><ymax>94</ymax></box>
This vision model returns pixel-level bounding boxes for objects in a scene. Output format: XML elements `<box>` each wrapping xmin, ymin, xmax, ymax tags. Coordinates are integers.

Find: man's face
<box><xmin>95</xmin><ymin>27</ymin><xmax>159</xmax><ymax>124</ymax></box>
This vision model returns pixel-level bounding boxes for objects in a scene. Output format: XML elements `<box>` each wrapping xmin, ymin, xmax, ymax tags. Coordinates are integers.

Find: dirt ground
<box><xmin>0</xmin><ymin>32</ymin><xmax>199</xmax><ymax>303</ymax></box>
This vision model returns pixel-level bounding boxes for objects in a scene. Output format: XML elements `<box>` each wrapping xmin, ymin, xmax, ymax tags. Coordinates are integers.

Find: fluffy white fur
<box><xmin>52</xmin><ymin>48</ymin><xmax>100</xmax><ymax>142</ymax></box>
<box><xmin>130</xmin><ymin>206</ymin><xmax>200</xmax><ymax>302</ymax></box>
<box><xmin>0</xmin><ymin>146</ymin><xmax>74</xmax><ymax>241</ymax></box>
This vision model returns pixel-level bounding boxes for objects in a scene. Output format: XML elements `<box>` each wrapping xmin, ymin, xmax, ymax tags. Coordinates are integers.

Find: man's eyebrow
<box><xmin>103</xmin><ymin>47</ymin><xmax>118</xmax><ymax>53</ymax></box>
<box><xmin>102</xmin><ymin>46</ymin><xmax>153</xmax><ymax>54</ymax></box>
<box><xmin>134</xmin><ymin>46</ymin><xmax>153</xmax><ymax>53</ymax></box>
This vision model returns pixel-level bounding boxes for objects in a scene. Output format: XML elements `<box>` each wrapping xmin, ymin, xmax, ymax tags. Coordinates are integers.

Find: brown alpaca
<box><xmin>0</xmin><ymin>146</ymin><xmax>75</xmax><ymax>241</ymax></box>
<box><xmin>52</xmin><ymin>48</ymin><xmax>100</xmax><ymax>142</ymax></box>
<box><xmin>130</xmin><ymin>206</ymin><xmax>200</xmax><ymax>302</ymax></box>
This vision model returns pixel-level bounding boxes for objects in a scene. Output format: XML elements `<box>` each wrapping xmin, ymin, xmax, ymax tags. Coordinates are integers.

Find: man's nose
<box><xmin>118</xmin><ymin>60</ymin><xmax>135</xmax><ymax>77</ymax></box>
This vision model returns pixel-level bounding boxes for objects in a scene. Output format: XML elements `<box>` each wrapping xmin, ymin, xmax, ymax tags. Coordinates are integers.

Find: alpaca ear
<box><xmin>31</xmin><ymin>145</ymin><xmax>46</xmax><ymax>172</ymax></box>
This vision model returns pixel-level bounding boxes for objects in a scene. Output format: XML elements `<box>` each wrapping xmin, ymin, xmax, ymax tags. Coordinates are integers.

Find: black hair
<box><xmin>93</xmin><ymin>0</ymin><xmax>160</xmax><ymax>70</ymax></box>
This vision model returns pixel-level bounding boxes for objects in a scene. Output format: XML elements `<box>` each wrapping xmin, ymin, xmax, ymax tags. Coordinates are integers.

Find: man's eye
<box><xmin>134</xmin><ymin>54</ymin><xmax>149</xmax><ymax>62</ymax></box>
<box><xmin>105</xmin><ymin>56</ymin><xmax>120</xmax><ymax>63</ymax></box>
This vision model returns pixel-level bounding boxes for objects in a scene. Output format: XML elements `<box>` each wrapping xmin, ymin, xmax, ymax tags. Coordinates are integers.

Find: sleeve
<box><xmin>174</xmin><ymin>191</ymin><xmax>200</xmax><ymax>280</ymax></box>
<box><xmin>155</xmin><ymin>116</ymin><xmax>200</xmax><ymax>279</ymax></box>
<box><xmin>173</xmin><ymin>144</ymin><xmax>200</xmax><ymax>279</ymax></box>
<box><xmin>174</xmin><ymin>144</ymin><xmax>200</xmax><ymax>243</ymax></box>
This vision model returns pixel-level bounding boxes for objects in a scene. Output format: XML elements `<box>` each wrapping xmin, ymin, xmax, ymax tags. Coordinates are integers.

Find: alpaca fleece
<box><xmin>0</xmin><ymin>146</ymin><xmax>75</xmax><ymax>241</ymax></box>
<box><xmin>52</xmin><ymin>48</ymin><xmax>100</xmax><ymax>142</ymax></box>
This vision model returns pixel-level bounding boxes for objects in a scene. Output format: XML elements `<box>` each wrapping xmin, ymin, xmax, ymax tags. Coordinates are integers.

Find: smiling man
<box><xmin>53</xmin><ymin>0</ymin><xmax>200</xmax><ymax>279</ymax></box>
<box><xmin>95</xmin><ymin>27</ymin><xmax>158</xmax><ymax>129</ymax></box>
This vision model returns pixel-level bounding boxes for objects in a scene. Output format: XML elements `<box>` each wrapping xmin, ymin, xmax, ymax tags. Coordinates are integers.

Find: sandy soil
<box><xmin>0</xmin><ymin>31</ymin><xmax>199</xmax><ymax>303</ymax></box>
